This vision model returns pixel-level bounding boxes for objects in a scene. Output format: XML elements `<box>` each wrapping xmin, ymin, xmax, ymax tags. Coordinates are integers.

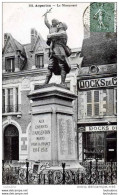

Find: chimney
<box><xmin>4</xmin><ymin>33</ymin><xmax>9</xmax><ymax>46</ymax></box>
<box><xmin>31</xmin><ymin>28</ymin><xmax>38</xmax><ymax>51</ymax></box>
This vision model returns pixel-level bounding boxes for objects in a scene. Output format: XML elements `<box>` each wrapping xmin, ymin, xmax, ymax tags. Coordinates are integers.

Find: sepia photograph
<box><xmin>2</xmin><ymin>2</ymin><xmax>117</xmax><ymax>186</ymax></box>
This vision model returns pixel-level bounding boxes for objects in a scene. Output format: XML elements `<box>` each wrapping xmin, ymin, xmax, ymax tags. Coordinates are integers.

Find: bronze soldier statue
<box><xmin>44</xmin><ymin>11</ymin><xmax>71</xmax><ymax>86</ymax></box>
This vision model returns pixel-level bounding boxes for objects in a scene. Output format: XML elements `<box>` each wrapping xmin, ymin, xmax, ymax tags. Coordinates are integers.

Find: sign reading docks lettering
<box><xmin>86</xmin><ymin>125</ymin><xmax>117</xmax><ymax>132</ymax></box>
<box><xmin>79</xmin><ymin>77</ymin><xmax>117</xmax><ymax>89</ymax></box>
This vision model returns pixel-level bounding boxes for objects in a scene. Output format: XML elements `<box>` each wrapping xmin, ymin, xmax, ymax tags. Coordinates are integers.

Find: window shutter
<box><xmin>94</xmin><ymin>90</ymin><xmax>99</xmax><ymax>116</ymax></box>
<box><xmin>94</xmin><ymin>90</ymin><xmax>99</xmax><ymax>102</ymax></box>
<box><xmin>36</xmin><ymin>55</ymin><xmax>39</xmax><ymax>68</ymax></box>
<box><xmin>15</xmin><ymin>88</ymin><xmax>18</xmax><ymax>112</ymax></box>
<box><xmin>8</xmin><ymin>88</ymin><xmax>13</xmax><ymax>112</ymax></box>
<box><xmin>40</xmin><ymin>55</ymin><xmax>43</xmax><ymax>67</ymax></box>
<box><xmin>2</xmin><ymin>89</ymin><xmax>5</xmax><ymax>113</ymax></box>
<box><xmin>5</xmin><ymin>58</ymin><xmax>11</xmax><ymax>72</ymax></box>
<box><xmin>78</xmin><ymin>91</ymin><xmax>87</xmax><ymax>119</ymax></box>
<box><xmin>107</xmin><ymin>89</ymin><xmax>114</xmax><ymax>115</ymax></box>
<box><xmin>87</xmin><ymin>91</ymin><xmax>92</xmax><ymax>116</ymax></box>
<box><xmin>94</xmin><ymin>104</ymin><xmax>99</xmax><ymax>116</ymax></box>
<box><xmin>102</xmin><ymin>89</ymin><xmax>107</xmax><ymax>115</ymax></box>
<box><xmin>35</xmin><ymin>55</ymin><xmax>38</xmax><ymax>68</ymax></box>
<box><xmin>11</xmin><ymin>58</ymin><xmax>15</xmax><ymax>72</ymax></box>
<box><xmin>114</xmin><ymin>88</ymin><xmax>117</xmax><ymax>115</ymax></box>
<box><xmin>38</xmin><ymin>56</ymin><xmax>41</xmax><ymax>67</ymax></box>
<box><xmin>87</xmin><ymin>104</ymin><xmax>92</xmax><ymax>116</ymax></box>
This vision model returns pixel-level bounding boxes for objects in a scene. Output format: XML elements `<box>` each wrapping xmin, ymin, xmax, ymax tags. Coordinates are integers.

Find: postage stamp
<box><xmin>90</xmin><ymin>2</ymin><xmax>116</xmax><ymax>32</ymax></box>
<box><xmin>83</xmin><ymin>2</ymin><xmax>117</xmax><ymax>33</ymax></box>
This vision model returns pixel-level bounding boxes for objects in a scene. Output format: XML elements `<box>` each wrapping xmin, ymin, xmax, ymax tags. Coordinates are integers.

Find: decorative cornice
<box><xmin>2</xmin><ymin>64</ymin><xmax>79</xmax><ymax>79</ymax></box>
<box><xmin>28</xmin><ymin>83</ymin><xmax>77</xmax><ymax>101</ymax></box>
<box><xmin>2</xmin><ymin>68</ymin><xmax>48</xmax><ymax>78</ymax></box>
<box><xmin>77</xmin><ymin>72</ymin><xmax>117</xmax><ymax>80</ymax></box>
<box><xmin>77</xmin><ymin>63</ymin><xmax>117</xmax><ymax>79</ymax></box>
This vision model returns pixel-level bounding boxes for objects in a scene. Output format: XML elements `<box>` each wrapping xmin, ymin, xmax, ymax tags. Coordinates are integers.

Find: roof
<box><xmin>81</xmin><ymin>32</ymin><xmax>117</xmax><ymax>67</ymax></box>
<box><xmin>3</xmin><ymin>33</ymin><xmax>26</xmax><ymax>56</ymax></box>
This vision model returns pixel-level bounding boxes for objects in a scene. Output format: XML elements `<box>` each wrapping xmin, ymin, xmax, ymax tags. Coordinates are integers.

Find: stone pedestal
<box><xmin>28</xmin><ymin>84</ymin><xmax>78</xmax><ymax>167</ymax></box>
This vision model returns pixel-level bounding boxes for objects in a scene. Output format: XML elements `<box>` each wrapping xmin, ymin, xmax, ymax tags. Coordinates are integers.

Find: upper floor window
<box><xmin>2</xmin><ymin>87</ymin><xmax>20</xmax><ymax>113</ymax></box>
<box><xmin>87</xmin><ymin>90</ymin><xmax>100</xmax><ymax>116</ymax></box>
<box><xmin>86</xmin><ymin>89</ymin><xmax>117</xmax><ymax>117</ymax></box>
<box><xmin>79</xmin><ymin>88</ymin><xmax>117</xmax><ymax>119</ymax></box>
<box><xmin>35</xmin><ymin>54</ymin><xmax>44</xmax><ymax>68</ymax></box>
<box><xmin>5</xmin><ymin>57</ymin><xmax>15</xmax><ymax>72</ymax></box>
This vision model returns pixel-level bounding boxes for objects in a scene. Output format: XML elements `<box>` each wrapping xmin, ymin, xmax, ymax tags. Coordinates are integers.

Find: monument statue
<box><xmin>44</xmin><ymin>10</ymin><xmax>71</xmax><ymax>86</ymax></box>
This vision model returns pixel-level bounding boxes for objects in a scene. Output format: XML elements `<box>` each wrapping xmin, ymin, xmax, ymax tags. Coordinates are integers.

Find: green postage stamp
<box><xmin>90</xmin><ymin>2</ymin><xmax>116</xmax><ymax>32</ymax></box>
<box><xmin>84</xmin><ymin>2</ymin><xmax>117</xmax><ymax>33</ymax></box>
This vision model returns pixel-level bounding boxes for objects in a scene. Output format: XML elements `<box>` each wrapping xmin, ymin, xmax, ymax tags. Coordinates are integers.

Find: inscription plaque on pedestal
<box><xmin>57</xmin><ymin>114</ymin><xmax>76</xmax><ymax>160</ymax></box>
<box><xmin>29</xmin><ymin>113</ymin><xmax>51</xmax><ymax>161</ymax></box>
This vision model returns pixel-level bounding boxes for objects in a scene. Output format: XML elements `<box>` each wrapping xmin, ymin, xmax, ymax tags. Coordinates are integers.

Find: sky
<box><xmin>3</xmin><ymin>2</ymin><xmax>89</xmax><ymax>48</ymax></box>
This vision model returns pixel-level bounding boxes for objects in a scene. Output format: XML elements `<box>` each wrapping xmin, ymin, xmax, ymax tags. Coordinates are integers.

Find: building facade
<box><xmin>77</xmin><ymin>32</ymin><xmax>117</xmax><ymax>163</ymax></box>
<box><xmin>2</xmin><ymin>29</ymin><xmax>82</xmax><ymax>161</ymax></box>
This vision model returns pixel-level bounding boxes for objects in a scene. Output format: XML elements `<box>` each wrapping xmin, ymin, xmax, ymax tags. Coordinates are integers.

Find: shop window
<box><xmin>2</xmin><ymin>87</ymin><xmax>20</xmax><ymax>113</ymax></box>
<box><xmin>35</xmin><ymin>54</ymin><xmax>44</xmax><ymax>68</ymax></box>
<box><xmin>83</xmin><ymin>132</ymin><xmax>104</xmax><ymax>161</ymax></box>
<box><xmin>5</xmin><ymin>57</ymin><xmax>15</xmax><ymax>72</ymax></box>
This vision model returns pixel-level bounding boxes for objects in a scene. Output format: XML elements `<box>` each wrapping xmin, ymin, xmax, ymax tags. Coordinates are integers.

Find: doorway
<box><xmin>106</xmin><ymin>132</ymin><xmax>117</xmax><ymax>162</ymax></box>
<box><xmin>4</xmin><ymin>125</ymin><xmax>19</xmax><ymax>160</ymax></box>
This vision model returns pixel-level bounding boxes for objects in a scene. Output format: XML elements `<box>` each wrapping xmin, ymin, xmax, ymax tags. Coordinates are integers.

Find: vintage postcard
<box><xmin>2</xmin><ymin>1</ymin><xmax>117</xmax><ymax>194</ymax></box>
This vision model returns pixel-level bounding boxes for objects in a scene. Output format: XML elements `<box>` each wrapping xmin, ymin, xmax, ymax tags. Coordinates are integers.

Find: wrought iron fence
<box><xmin>2</xmin><ymin>161</ymin><xmax>117</xmax><ymax>185</ymax></box>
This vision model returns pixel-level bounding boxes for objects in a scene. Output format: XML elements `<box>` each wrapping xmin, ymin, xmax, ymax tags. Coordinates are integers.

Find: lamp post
<box><xmin>26</xmin><ymin>159</ymin><xmax>29</xmax><ymax>184</ymax></box>
<box><xmin>62</xmin><ymin>163</ymin><xmax>66</xmax><ymax>184</ymax></box>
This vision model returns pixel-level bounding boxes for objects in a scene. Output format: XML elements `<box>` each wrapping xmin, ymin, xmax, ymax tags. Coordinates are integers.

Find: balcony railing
<box><xmin>2</xmin><ymin>104</ymin><xmax>21</xmax><ymax>113</ymax></box>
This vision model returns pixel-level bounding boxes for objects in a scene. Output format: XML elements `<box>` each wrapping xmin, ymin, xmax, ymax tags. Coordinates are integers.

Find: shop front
<box><xmin>79</xmin><ymin>124</ymin><xmax>117</xmax><ymax>162</ymax></box>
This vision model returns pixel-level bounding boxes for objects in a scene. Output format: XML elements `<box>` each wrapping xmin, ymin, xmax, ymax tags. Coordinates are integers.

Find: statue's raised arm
<box><xmin>44</xmin><ymin>13</ymin><xmax>51</xmax><ymax>29</ymax></box>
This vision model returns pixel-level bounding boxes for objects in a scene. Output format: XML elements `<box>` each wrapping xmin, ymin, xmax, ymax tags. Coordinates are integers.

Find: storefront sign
<box><xmin>85</xmin><ymin>125</ymin><xmax>117</xmax><ymax>132</ymax></box>
<box><xmin>29</xmin><ymin>114</ymin><xmax>51</xmax><ymax>160</ymax></box>
<box><xmin>78</xmin><ymin>77</ymin><xmax>117</xmax><ymax>89</ymax></box>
